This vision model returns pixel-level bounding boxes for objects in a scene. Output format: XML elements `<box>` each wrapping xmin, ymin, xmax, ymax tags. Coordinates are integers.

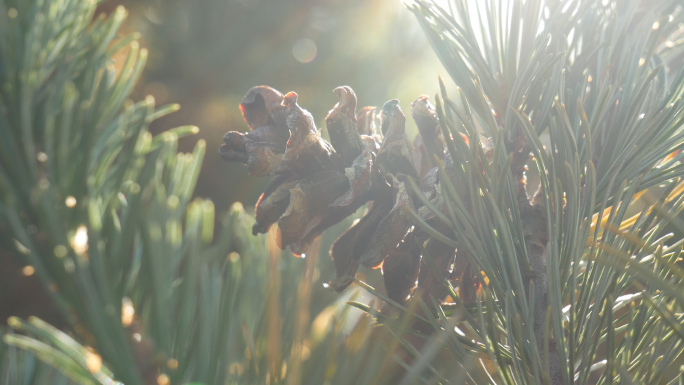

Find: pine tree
<box><xmin>222</xmin><ymin>0</ymin><xmax>684</xmax><ymax>384</ymax></box>
<box><xmin>2</xmin><ymin>1</ymin><xmax>684</xmax><ymax>385</ymax></box>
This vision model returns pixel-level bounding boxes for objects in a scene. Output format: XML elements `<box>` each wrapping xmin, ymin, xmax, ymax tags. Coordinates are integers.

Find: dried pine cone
<box><xmin>220</xmin><ymin>85</ymin><xmax>481</xmax><ymax>305</ymax></box>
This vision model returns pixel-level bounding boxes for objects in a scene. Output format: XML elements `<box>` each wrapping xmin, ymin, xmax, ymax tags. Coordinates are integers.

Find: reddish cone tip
<box><xmin>283</xmin><ymin>92</ymin><xmax>299</xmax><ymax>107</ymax></box>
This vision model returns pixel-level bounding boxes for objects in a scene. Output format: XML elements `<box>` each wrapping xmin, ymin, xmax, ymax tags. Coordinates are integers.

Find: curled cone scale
<box><xmin>382</xmin><ymin>231</ymin><xmax>421</xmax><ymax>304</ymax></box>
<box><xmin>358</xmin><ymin>178</ymin><xmax>411</xmax><ymax>269</ymax></box>
<box><xmin>356</xmin><ymin>106</ymin><xmax>378</xmax><ymax>138</ymax></box>
<box><xmin>326</xmin><ymin>86</ymin><xmax>363</xmax><ymax>166</ymax></box>
<box><xmin>253</xmin><ymin>172</ymin><xmax>297</xmax><ymax>235</ymax></box>
<box><xmin>277</xmin><ymin>171</ymin><xmax>350</xmax><ymax>252</ymax></box>
<box><xmin>328</xmin><ymin>198</ymin><xmax>394</xmax><ymax>292</ymax></box>
<box><xmin>411</xmin><ymin>96</ymin><xmax>446</xmax><ymax>160</ymax></box>
<box><xmin>282</xmin><ymin>92</ymin><xmax>337</xmax><ymax>176</ymax></box>
<box><xmin>411</xmin><ymin>96</ymin><xmax>446</xmax><ymax>177</ymax></box>
<box><xmin>332</xmin><ymin>136</ymin><xmax>375</xmax><ymax>208</ymax></box>
<box><xmin>377</xmin><ymin>100</ymin><xmax>418</xmax><ymax>179</ymax></box>
<box><xmin>219</xmin><ymin>86</ymin><xmax>289</xmax><ymax>176</ymax></box>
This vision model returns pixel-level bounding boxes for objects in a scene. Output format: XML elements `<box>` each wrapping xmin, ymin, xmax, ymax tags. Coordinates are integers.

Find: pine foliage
<box><xmin>1</xmin><ymin>0</ymin><xmax>684</xmax><ymax>384</ymax></box>
<box><xmin>396</xmin><ymin>0</ymin><xmax>684</xmax><ymax>383</ymax></box>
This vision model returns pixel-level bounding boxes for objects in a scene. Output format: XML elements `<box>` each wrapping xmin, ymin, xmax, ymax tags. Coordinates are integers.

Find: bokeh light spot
<box><xmin>157</xmin><ymin>374</ymin><xmax>170</xmax><ymax>385</ymax></box>
<box><xmin>65</xmin><ymin>196</ymin><xmax>77</xmax><ymax>208</ymax></box>
<box><xmin>229</xmin><ymin>362</ymin><xmax>244</xmax><ymax>376</ymax></box>
<box><xmin>71</xmin><ymin>225</ymin><xmax>89</xmax><ymax>255</ymax></box>
<box><xmin>85</xmin><ymin>348</ymin><xmax>102</xmax><ymax>374</ymax></box>
<box><xmin>292</xmin><ymin>38</ymin><xmax>317</xmax><ymax>64</ymax></box>
<box><xmin>22</xmin><ymin>265</ymin><xmax>35</xmax><ymax>276</ymax></box>
<box><xmin>54</xmin><ymin>245</ymin><xmax>67</xmax><ymax>258</ymax></box>
<box><xmin>167</xmin><ymin>359</ymin><xmax>179</xmax><ymax>370</ymax></box>
<box><xmin>121</xmin><ymin>297</ymin><xmax>135</xmax><ymax>327</ymax></box>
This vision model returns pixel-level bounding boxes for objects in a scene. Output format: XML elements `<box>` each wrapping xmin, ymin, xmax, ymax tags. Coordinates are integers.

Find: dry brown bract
<box><xmin>220</xmin><ymin>85</ymin><xmax>481</xmax><ymax>305</ymax></box>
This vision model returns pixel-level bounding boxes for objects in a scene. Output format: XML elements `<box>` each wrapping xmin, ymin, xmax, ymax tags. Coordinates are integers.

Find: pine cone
<box><xmin>220</xmin><ymin>85</ymin><xmax>481</xmax><ymax>305</ymax></box>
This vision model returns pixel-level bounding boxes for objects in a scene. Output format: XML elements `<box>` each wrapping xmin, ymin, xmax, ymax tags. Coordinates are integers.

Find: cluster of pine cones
<box><xmin>220</xmin><ymin>86</ymin><xmax>481</xmax><ymax>304</ymax></box>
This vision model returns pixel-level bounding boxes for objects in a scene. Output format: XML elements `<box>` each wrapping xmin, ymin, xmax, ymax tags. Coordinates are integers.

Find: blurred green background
<box><xmin>106</xmin><ymin>0</ymin><xmax>446</xmax><ymax>215</ymax></box>
<box><xmin>4</xmin><ymin>1</ymin><xmax>684</xmax><ymax>383</ymax></box>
